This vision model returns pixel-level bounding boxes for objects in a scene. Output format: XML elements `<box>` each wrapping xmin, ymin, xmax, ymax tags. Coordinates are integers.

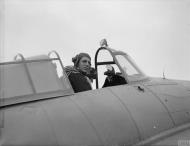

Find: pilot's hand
<box><xmin>86</xmin><ymin>67</ymin><xmax>97</xmax><ymax>79</ymax></box>
<box><xmin>104</xmin><ymin>65</ymin><xmax>115</xmax><ymax>76</ymax></box>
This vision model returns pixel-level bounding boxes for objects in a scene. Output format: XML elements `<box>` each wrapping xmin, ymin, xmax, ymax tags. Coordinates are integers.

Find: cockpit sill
<box><xmin>0</xmin><ymin>89</ymin><xmax>74</xmax><ymax>108</ymax></box>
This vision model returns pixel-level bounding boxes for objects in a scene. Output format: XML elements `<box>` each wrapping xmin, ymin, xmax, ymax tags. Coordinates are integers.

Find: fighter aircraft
<box><xmin>0</xmin><ymin>39</ymin><xmax>190</xmax><ymax>146</ymax></box>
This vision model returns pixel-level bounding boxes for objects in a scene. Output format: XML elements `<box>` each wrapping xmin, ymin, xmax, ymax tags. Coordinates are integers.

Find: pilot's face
<box><xmin>78</xmin><ymin>56</ymin><xmax>91</xmax><ymax>73</ymax></box>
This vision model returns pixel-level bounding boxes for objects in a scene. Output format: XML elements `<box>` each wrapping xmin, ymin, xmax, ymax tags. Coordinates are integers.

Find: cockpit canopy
<box><xmin>0</xmin><ymin>51</ymin><xmax>73</xmax><ymax>107</ymax></box>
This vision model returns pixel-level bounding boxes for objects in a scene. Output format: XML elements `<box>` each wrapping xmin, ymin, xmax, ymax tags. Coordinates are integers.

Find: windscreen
<box><xmin>115</xmin><ymin>55</ymin><xmax>146</xmax><ymax>82</ymax></box>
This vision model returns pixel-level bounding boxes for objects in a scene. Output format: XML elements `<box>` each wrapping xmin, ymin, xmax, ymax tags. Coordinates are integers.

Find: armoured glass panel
<box><xmin>115</xmin><ymin>55</ymin><xmax>146</xmax><ymax>82</ymax></box>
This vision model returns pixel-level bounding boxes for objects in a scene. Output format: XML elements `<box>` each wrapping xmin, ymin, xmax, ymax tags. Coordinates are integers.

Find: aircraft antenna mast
<box><xmin>100</xmin><ymin>38</ymin><xmax>108</xmax><ymax>47</ymax></box>
<box><xmin>163</xmin><ymin>67</ymin><xmax>166</xmax><ymax>79</ymax></box>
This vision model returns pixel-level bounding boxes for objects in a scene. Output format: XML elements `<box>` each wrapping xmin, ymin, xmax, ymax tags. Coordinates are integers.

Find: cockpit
<box><xmin>0</xmin><ymin>40</ymin><xmax>148</xmax><ymax>107</ymax></box>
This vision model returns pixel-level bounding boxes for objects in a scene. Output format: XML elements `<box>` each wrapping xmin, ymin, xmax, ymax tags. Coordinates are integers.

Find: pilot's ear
<box><xmin>72</xmin><ymin>54</ymin><xmax>79</xmax><ymax>67</ymax></box>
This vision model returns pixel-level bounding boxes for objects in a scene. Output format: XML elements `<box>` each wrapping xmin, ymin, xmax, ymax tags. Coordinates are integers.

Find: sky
<box><xmin>0</xmin><ymin>0</ymin><xmax>190</xmax><ymax>81</ymax></box>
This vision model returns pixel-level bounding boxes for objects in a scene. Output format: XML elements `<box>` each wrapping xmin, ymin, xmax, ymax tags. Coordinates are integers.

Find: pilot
<box><xmin>65</xmin><ymin>53</ymin><xmax>96</xmax><ymax>93</ymax></box>
<box><xmin>102</xmin><ymin>65</ymin><xmax>127</xmax><ymax>88</ymax></box>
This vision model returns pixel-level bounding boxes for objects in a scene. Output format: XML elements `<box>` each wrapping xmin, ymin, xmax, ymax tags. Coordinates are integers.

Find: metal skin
<box><xmin>0</xmin><ymin>45</ymin><xmax>190</xmax><ymax>146</ymax></box>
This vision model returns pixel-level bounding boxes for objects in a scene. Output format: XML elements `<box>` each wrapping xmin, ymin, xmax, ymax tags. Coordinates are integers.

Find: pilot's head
<box><xmin>72</xmin><ymin>53</ymin><xmax>91</xmax><ymax>73</ymax></box>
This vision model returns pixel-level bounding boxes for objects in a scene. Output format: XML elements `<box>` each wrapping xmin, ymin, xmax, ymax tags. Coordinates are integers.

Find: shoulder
<box><xmin>65</xmin><ymin>66</ymin><xmax>79</xmax><ymax>77</ymax></box>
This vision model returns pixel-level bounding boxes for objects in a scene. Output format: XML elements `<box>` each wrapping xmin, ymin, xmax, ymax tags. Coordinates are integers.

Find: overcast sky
<box><xmin>0</xmin><ymin>0</ymin><xmax>190</xmax><ymax>81</ymax></box>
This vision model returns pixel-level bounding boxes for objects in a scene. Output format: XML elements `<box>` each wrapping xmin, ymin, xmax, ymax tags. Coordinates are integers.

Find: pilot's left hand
<box><xmin>86</xmin><ymin>67</ymin><xmax>97</xmax><ymax>80</ymax></box>
<box><xmin>104</xmin><ymin>65</ymin><xmax>115</xmax><ymax>76</ymax></box>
